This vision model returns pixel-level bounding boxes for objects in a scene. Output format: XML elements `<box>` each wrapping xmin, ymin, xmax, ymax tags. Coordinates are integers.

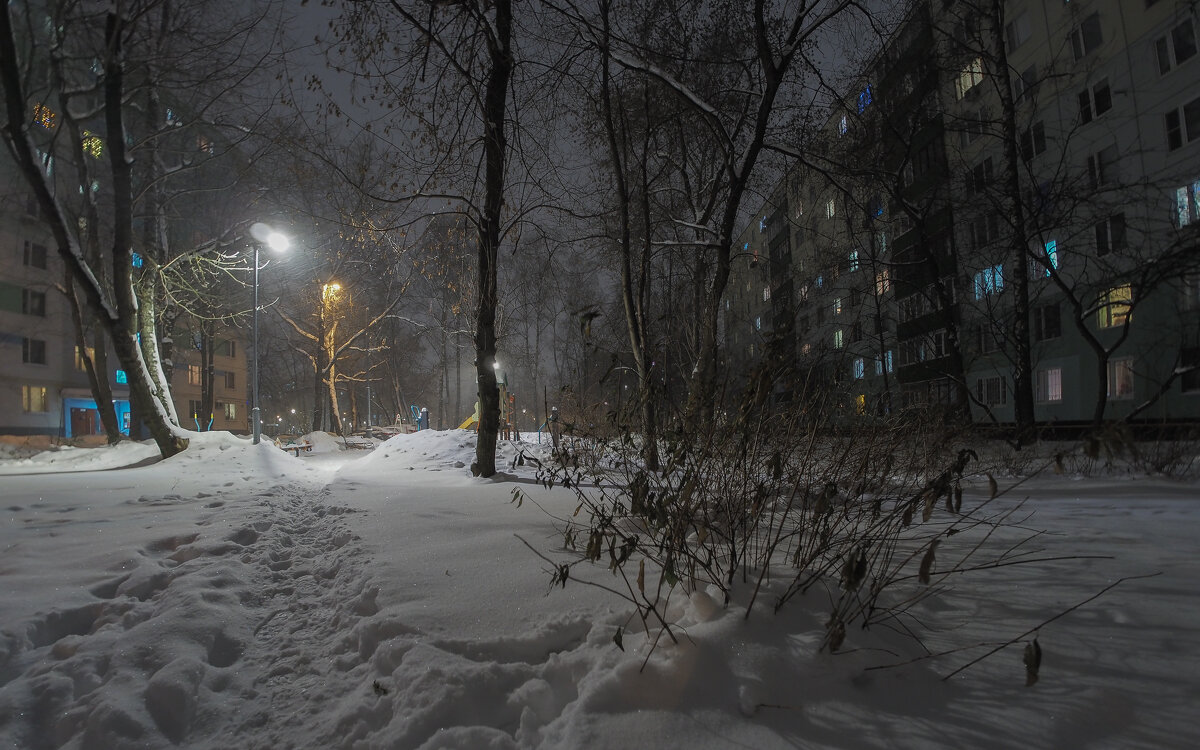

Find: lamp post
<box><xmin>249</xmin><ymin>223</ymin><xmax>289</xmax><ymax>444</ymax></box>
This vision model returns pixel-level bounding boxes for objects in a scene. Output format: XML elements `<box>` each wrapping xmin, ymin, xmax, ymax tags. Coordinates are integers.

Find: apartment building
<box><xmin>1</xmin><ymin>134</ymin><xmax>250</xmax><ymax>438</ymax></box>
<box><xmin>727</xmin><ymin>0</ymin><xmax>1200</xmax><ymax>427</ymax></box>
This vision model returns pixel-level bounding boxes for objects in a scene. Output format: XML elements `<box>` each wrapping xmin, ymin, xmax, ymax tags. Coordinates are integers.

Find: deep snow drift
<box><xmin>1</xmin><ymin>430</ymin><xmax>1198</xmax><ymax>749</ymax></box>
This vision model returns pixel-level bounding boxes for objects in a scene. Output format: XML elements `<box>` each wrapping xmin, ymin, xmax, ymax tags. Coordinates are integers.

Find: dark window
<box><xmin>21</xmin><ymin>289</ymin><xmax>46</xmax><ymax>317</ymax></box>
<box><xmin>1087</xmin><ymin>145</ymin><xmax>1119</xmax><ymax>188</ymax></box>
<box><xmin>1166</xmin><ymin>97</ymin><xmax>1200</xmax><ymax>150</ymax></box>
<box><xmin>1020</xmin><ymin>121</ymin><xmax>1046</xmax><ymax>162</ymax></box>
<box><xmin>1183</xmin><ymin>348</ymin><xmax>1200</xmax><ymax>392</ymax></box>
<box><xmin>22</xmin><ymin>338</ymin><xmax>47</xmax><ymax>365</ymax></box>
<box><xmin>1079</xmin><ymin>80</ymin><xmax>1111</xmax><ymax>124</ymax></box>
<box><xmin>1033</xmin><ymin>303</ymin><xmax>1062</xmax><ymax>341</ymax></box>
<box><xmin>1071</xmin><ymin>14</ymin><xmax>1103</xmax><ymax>61</ymax></box>
<box><xmin>23</xmin><ymin>242</ymin><xmax>48</xmax><ymax>269</ymax></box>
<box><xmin>1095</xmin><ymin>214</ymin><xmax>1127</xmax><ymax>256</ymax></box>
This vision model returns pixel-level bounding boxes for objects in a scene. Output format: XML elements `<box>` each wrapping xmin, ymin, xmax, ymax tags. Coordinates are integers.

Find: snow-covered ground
<box><xmin>1</xmin><ymin>429</ymin><xmax>1197</xmax><ymax>749</ymax></box>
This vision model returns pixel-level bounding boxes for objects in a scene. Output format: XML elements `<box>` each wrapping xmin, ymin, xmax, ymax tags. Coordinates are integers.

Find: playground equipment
<box><xmin>457</xmin><ymin>382</ymin><xmax>518</xmax><ymax>439</ymax></box>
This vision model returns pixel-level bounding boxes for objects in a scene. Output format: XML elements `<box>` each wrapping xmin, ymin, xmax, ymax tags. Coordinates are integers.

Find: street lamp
<box><xmin>249</xmin><ymin>222</ymin><xmax>289</xmax><ymax>445</ymax></box>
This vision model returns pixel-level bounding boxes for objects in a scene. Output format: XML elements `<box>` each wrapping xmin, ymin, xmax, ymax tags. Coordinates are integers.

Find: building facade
<box><xmin>727</xmin><ymin>0</ymin><xmax>1200</xmax><ymax>428</ymax></box>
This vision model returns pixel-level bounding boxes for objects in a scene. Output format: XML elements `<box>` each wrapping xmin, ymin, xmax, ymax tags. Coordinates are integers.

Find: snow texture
<box><xmin>1</xmin><ymin>430</ymin><xmax>1198</xmax><ymax>749</ymax></box>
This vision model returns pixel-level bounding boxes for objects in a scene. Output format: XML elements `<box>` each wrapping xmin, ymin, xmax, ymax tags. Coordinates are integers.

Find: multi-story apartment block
<box><xmin>169</xmin><ymin>329</ymin><xmax>251</xmax><ymax>434</ymax></box>
<box><xmin>0</xmin><ymin>169</ymin><xmax>134</xmax><ymax>437</ymax></box>
<box><xmin>727</xmin><ymin>0</ymin><xmax>1200</xmax><ymax>428</ymax></box>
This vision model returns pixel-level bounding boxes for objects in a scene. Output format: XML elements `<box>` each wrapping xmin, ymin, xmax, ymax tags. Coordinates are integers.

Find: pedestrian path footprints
<box><xmin>0</xmin><ymin>483</ymin><xmax>607</xmax><ymax>749</ymax></box>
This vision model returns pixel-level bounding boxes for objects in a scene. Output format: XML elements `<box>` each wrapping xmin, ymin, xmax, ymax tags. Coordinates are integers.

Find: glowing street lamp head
<box><xmin>266</xmin><ymin>231</ymin><xmax>289</xmax><ymax>252</ymax></box>
<box><xmin>250</xmin><ymin>222</ymin><xmax>289</xmax><ymax>252</ymax></box>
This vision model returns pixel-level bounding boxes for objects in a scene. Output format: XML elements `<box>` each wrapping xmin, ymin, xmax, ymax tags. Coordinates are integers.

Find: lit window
<box><xmin>875</xmin><ymin>269</ymin><xmax>891</xmax><ymax>295</ymax></box>
<box><xmin>188</xmin><ymin>364</ymin><xmax>201</xmax><ymax>385</ymax></box>
<box><xmin>1036</xmin><ymin>368</ymin><xmax>1063</xmax><ymax>403</ymax></box>
<box><xmin>132</xmin><ymin>252</ymin><xmax>144</xmax><ymax>268</ymax></box>
<box><xmin>973</xmin><ymin>264</ymin><xmax>1004</xmax><ymax>299</ymax></box>
<box><xmin>33</xmin><ymin>103</ymin><xmax>56</xmax><ymax>129</ymax></box>
<box><xmin>759</xmin><ymin>216</ymin><xmax>767</xmax><ymax>233</ymax></box>
<box><xmin>755</xmin><ymin>316</ymin><xmax>761</xmax><ymax>330</ymax></box>
<box><xmin>1097</xmin><ymin>285</ymin><xmax>1132</xmax><ymax>328</ymax></box>
<box><xmin>115</xmin><ymin>370</ymin><xmax>127</xmax><ymax>384</ymax></box>
<box><xmin>834</xmin><ymin>329</ymin><xmax>844</xmax><ymax>349</ymax></box>
<box><xmin>848</xmin><ymin>250</ymin><xmax>859</xmax><ymax>272</ymax></box>
<box><xmin>1107</xmin><ymin>358</ymin><xmax>1135</xmax><ymax>399</ymax></box>
<box><xmin>1042</xmin><ymin>239</ymin><xmax>1059</xmax><ymax>276</ymax></box>
<box><xmin>853</xmin><ymin>358</ymin><xmax>865</xmax><ymax>379</ymax></box>
<box><xmin>955</xmin><ymin>58</ymin><xmax>984</xmax><ymax>100</ymax></box>
<box><xmin>857</xmin><ymin>85</ymin><xmax>873</xmax><ymax>113</ymax></box>
<box><xmin>838</xmin><ymin>114</ymin><xmax>848</xmax><ymax>135</ymax></box>
<box><xmin>75</xmin><ymin>346</ymin><xmax>95</xmax><ymax>371</ymax></box>
<box><xmin>833</xmin><ymin>298</ymin><xmax>843</xmax><ymax>316</ymax></box>
<box><xmin>22</xmin><ymin>385</ymin><xmax>48</xmax><ymax>412</ymax></box>
<box><xmin>82</xmin><ymin>131</ymin><xmax>104</xmax><ymax>159</ymax></box>
<box><xmin>224</xmin><ymin>402</ymin><xmax>237</xmax><ymax>419</ymax></box>
<box><xmin>1175</xmin><ymin>179</ymin><xmax>1200</xmax><ymax>226</ymax></box>
<box><xmin>826</xmin><ymin>198</ymin><xmax>836</xmax><ymax>218</ymax></box>
<box><xmin>886</xmin><ymin>350</ymin><xmax>894</xmax><ymax>373</ymax></box>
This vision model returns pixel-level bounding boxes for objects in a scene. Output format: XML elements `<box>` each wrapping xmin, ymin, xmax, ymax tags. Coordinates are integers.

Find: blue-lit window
<box><xmin>848</xmin><ymin>250</ymin><xmax>860</xmax><ymax>272</ymax></box>
<box><xmin>858</xmin><ymin>85</ymin><xmax>873</xmax><ymax>114</ymax></box>
<box><xmin>839</xmin><ymin>115</ymin><xmax>848</xmax><ymax>135</ymax></box>
<box><xmin>816</xmin><ymin>274</ymin><xmax>824</xmax><ymax>288</ymax></box>
<box><xmin>1043</xmin><ymin>240</ymin><xmax>1058</xmax><ymax>275</ymax></box>
<box><xmin>759</xmin><ymin>216</ymin><xmax>767</xmax><ymax>233</ymax></box>
<box><xmin>974</xmin><ymin>264</ymin><xmax>1005</xmax><ymax>298</ymax></box>
<box><xmin>132</xmin><ymin>252</ymin><xmax>144</xmax><ymax>268</ymax></box>
<box><xmin>755</xmin><ymin>316</ymin><xmax>762</xmax><ymax>330</ymax></box>
<box><xmin>115</xmin><ymin>369</ymin><xmax>127</xmax><ymax>384</ymax></box>
<box><xmin>853</xmin><ymin>358</ymin><xmax>865</xmax><ymax>379</ymax></box>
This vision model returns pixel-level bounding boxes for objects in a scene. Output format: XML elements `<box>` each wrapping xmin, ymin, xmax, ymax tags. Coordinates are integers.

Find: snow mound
<box><xmin>354</xmin><ymin>429</ymin><xmax>556</xmax><ymax>479</ymax></box>
<box><xmin>0</xmin><ymin>438</ymin><xmax>159</xmax><ymax>474</ymax></box>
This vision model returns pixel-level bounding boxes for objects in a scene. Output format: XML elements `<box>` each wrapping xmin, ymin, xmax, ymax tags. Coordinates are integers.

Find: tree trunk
<box><xmin>66</xmin><ymin>276</ymin><xmax>121</xmax><ymax>443</ymax></box>
<box><xmin>472</xmin><ymin>0</ymin><xmax>513</xmax><ymax>478</ymax></box>
<box><xmin>988</xmin><ymin>0</ymin><xmax>1036</xmax><ymax>445</ymax></box>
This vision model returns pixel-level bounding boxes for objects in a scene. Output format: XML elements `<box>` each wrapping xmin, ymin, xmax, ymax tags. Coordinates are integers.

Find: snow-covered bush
<box><xmin>519</xmin><ymin>386</ymin><xmax>1052</xmax><ymax>662</ymax></box>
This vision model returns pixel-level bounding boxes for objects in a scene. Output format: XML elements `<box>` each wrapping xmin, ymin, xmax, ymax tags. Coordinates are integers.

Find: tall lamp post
<box><xmin>249</xmin><ymin>222</ymin><xmax>289</xmax><ymax>444</ymax></box>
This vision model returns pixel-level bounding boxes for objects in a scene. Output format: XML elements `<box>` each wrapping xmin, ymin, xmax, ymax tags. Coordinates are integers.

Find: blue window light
<box><xmin>115</xmin><ymin>369</ymin><xmax>127</xmax><ymax>384</ymax></box>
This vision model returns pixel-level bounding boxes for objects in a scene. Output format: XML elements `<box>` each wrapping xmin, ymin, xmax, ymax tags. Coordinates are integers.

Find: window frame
<box><xmin>1156</xmin><ymin>19</ymin><xmax>1197</xmax><ymax>75</ymax></box>
<box><xmin>22</xmin><ymin>337</ymin><xmax>47</xmax><ymax>365</ymax></box>
<box><xmin>1097</xmin><ymin>285</ymin><xmax>1133</xmax><ymax>329</ymax></box>
<box><xmin>1036</xmin><ymin>367</ymin><xmax>1064</xmax><ymax>403</ymax></box>
<box><xmin>1107</xmin><ymin>357</ymin><xmax>1135</xmax><ymax>400</ymax></box>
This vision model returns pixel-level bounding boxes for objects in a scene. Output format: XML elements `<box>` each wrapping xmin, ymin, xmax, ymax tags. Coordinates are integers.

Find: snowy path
<box><xmin>2</xmin><ymin>432</ymin><xmax>1200</xmax><ymax>749</ymax></box>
